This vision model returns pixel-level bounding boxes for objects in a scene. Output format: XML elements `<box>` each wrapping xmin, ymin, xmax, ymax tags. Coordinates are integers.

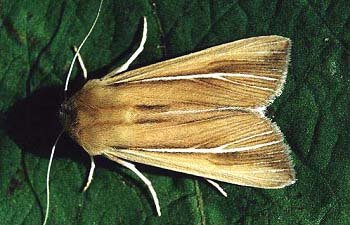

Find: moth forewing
<box><xmin>100</xmin><ymin>35</ymin><xmax>290</xmax><ymax>107</ymax></box>
<box><xmin>102</xmin><ymin>110</ymin><xmax>295</xmax><ymax>189</ymax></box>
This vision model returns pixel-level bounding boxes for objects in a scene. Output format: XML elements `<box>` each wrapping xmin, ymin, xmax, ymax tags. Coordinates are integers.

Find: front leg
<box><xmin>104</xmin><ymin>153</ymin><xmax>161</xmax><ymax>216</ymax></box>
<box><xmin>73</xmin><ymin>46</ymin><xmax>88</xmax><ymax>79</ymax></box>
<box><xmin>114</xmin><ymin>157</ymin><xmax>161</xmax><ymax>216</ymax></box>
<box><xmin>206</xmin><ymin>179</ymin><xmax>228</xmax><ymax>197</ymax></box>
<box><xmin>103</xmin><ymin>17</ymin><xmax>148</xmax><ymax>79</ymax></box>
<box><xmin>82</xmin><ymin>155</ymin><xmax>96</xmax><ymax>192</ymax></box>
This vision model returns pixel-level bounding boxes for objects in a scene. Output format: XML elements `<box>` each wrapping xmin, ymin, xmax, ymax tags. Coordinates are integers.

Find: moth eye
<box><xmin>59</xmin><ymin>102</ymin><xmax>71</xmax><ymax>118</ymax></box>
<box><xmin>59</xmin><ymin>104</ymin><xmax>63</xmax><ymax>115</ymax></box>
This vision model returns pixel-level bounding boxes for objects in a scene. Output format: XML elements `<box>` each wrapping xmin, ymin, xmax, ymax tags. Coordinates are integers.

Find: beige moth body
<box><xmin>60</xmin><ymin>35</ymin><xmax>295</xmax><ymax>189</ymax></box>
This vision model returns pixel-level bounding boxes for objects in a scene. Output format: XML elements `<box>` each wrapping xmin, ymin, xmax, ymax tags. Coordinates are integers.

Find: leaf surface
<box><xmin>0</xmin><ymin>0</ymin><xmax>349</xmax><ymax>224</ymax></box>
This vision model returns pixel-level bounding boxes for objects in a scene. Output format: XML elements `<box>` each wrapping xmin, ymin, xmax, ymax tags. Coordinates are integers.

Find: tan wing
<box><xmin>100</xmin><ymin>109</ymin><xmax>295</xmax><ymax>188</ymax></box>
<box><xmin>100</xmin><ymin>35</ymin><xmax>290</xmax><ymax>108</ymax></box>
<box><xmin>104</xmin><ymin>143</ymin><xmax>295</xmax><ymax>189</ymax></box>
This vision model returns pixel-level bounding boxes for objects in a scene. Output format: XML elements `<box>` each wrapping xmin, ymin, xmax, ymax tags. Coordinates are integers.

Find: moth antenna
<box><xmin>82</xmin><ymin>156</ymin><xmax>96</xmax><ymax>192</ymax></box>
<box><xmin>206</xmin><ymin>179</ymin><xmax>228</xmax><ymax>197</ymax></box>
<box><xmin>103</xmin><ymin>16</ymin><xmax>148</xmax><ymax>79</ymax></box>
<box><xmin>43</xmin><ymin>130</ymin><xmax>64</xmax><ymax>225</ymax></box>
<box><xmin>114</xmin><ymin>158</ymin><xmax>161</xmax><ymax>216</ymax></box>
<box><xmin>64</xmin><ymin>0</ymin><xmax>104</xmax><ymax>92</ymax></box>
<box><xmin>44</xmin><ymin>1</ymin><xmax>103</xmax><ymax>223</ymax></box>
<box><xmin>73</xmin><ymin>46</ymin><xmax>88</xmax><ymax>80</ymax></box>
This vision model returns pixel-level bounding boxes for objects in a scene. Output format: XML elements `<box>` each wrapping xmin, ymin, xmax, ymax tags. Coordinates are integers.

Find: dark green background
<box><xmin>0</xmin><ymin>0</ymin><xmax>349</xmax><ymax>224</ymax></box>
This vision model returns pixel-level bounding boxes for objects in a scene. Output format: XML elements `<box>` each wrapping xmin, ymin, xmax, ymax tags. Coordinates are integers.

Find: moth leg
<box><xmin>114</xmin><ymin>157</ymin><xmax>161</xmax><ymax>216</ymax></box>
<box><xmin>83</xmin><ymin>156</ymin><xmax>96</xmax><ymax>192</ymax></box>
<box><xmin>104</xmin><ymin>17</ymin><xmax>147</xmax><ymax>78</ymax></box>
<box><xmin>73</xmin><ymin>46</ymin><xmax>88</xmax><ymax>79</ymax></box>
<box><xmin>206</xmin><ymin>179</ymin><xmax>228</xmax><ymax>197</ymax></box>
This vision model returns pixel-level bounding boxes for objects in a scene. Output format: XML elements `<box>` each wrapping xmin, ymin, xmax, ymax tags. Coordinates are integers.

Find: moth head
<box><xmin>59</xmin><ymin>100</ymin><xmax>77</xmax><ymax>132</ymax></box>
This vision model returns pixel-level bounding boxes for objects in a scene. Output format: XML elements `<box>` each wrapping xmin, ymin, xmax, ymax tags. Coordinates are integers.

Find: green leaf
<box><xmin>1</xmin><ymin>0</ymin><xmax>349</xmax><ymax>224</ymax></box>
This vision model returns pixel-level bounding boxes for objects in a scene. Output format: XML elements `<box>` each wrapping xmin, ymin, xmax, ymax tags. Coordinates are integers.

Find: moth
<box><xmin>43</xmin><ymin>1</ymin><xmax>295</xmax><ymax>223</ymax></box>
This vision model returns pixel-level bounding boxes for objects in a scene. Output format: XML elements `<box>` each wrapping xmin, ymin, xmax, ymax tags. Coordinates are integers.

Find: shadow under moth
<box><xmin>43</xmin><ymin>1</ymin><xmax>295</xmax><ymax>224</ymax></box>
